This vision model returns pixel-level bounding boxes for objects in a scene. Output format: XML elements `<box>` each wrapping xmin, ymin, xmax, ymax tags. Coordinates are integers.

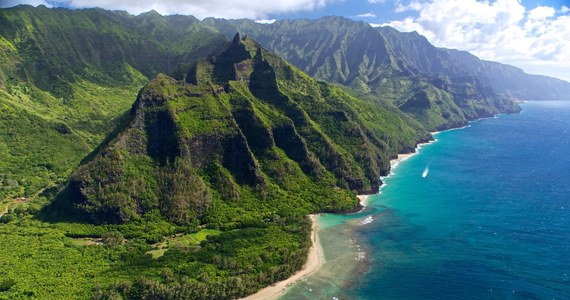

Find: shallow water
<box><xmin>281</xmin><ymin>101</ymin><xmax>570</xmax><ymax>299</ymax></box>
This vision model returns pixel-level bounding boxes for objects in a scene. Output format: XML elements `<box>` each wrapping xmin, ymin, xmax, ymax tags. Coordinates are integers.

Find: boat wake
<box><xmin>422</xmin><ymin>162</ymin><xmax>431</xmax><ymax>178</ymax></box>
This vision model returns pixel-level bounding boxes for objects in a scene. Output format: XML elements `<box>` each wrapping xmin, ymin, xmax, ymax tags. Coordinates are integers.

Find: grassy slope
<box><xmin>0</xmin><ymin>37</ymin><xmax>429</xmax><ymax>299</ymax></box>
<box><xmin>0</xmin><ymin>6</ymin><xmax>227</xmax><ymax>199</ymax></box>
<box><xmin>0</xmin><ymin>8</ymin><xmax>516</xmax><ymax>300</ymax></box>
<box><xmin>0</xmin><ymin>7</ymin><xmax>230</xmax><ymax>299</ymax></box>
<box><xmin>0</xmin><ymin>79</ymin><xmax>142</xmax><ymax>199</ymax></box>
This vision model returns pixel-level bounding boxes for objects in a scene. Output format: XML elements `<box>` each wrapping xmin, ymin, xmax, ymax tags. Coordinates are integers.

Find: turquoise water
<box><xmin>282</xmin><ymin>101</ymin><xmax>570</xmax><ymax>299</ymax></box>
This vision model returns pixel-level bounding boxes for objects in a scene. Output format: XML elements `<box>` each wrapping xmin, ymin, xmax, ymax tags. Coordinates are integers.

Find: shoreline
<box><xmin>356</xmin><ymin>138</ymin><xmax>436</xmax><ymax>212</ymax></box>
<box><xmin>259</xmin><ymin>114</ymin><xmax>515</xmax><ymax>298</ymax></box>
<box><xmin>404</xmin><ymin>138</ymin><xmax>438</xmax><ymax>162</ymax></box>
<box><xmin>357</xmin><ymin>194</ymin><xmax>369</xmax><ymax>208</ymax></box>
<box><xmin>241</xmin><ymin>214</ymin><xmax>323</xmax><ymax>300</ymax></box>
<box><xmin>388</xmin><ymin>139</ymin><xmax>436</xmax><ymax>175</ymax></box>
<box><xmin>243</xmin><ymin>130</ymin><xmax>449</xmax><ymax>299</ymax></box>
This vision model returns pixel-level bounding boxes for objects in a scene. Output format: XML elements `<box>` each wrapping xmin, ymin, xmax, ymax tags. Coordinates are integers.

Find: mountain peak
<box><xmin>137</xmin><ymin>9</ymin><xmax>161</xmax><ymax>17</ymax></box>
<box><xmin>232</xmin><ymin>32</ymin><xmax>241</xmax><ymax>43</ymax></box>
<box><xmin>49</xmin><ymin>34</ymin><xmax>429</xmax><ymax>225</ymax></box>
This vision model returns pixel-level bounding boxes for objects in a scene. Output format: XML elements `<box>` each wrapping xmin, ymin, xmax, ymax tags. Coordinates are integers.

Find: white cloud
<box><xmin>382</xmin><ymin>0</ymin><xmax>570</xmax><ymax>82</ymax></box>
<box><xmin>368</xmin><ymin>0</ymin><xmax>387</xmax><ymax>3</ymax></box>
<box><xmin>37</xmin><ymin>0</ymin><xmax>334</xmax><ymax>19</ymax></box>
<box><xmin>355</xmin><ymin>12</ymin><xmax>376</xmax><ymax>18</ymax></box>
<box><xmin>255</xmin><ymin>19</ymin><xmax>276</xmax><ymax>24</ymax></box>
<box><xmin>0</xmin><ymin>0</ymin><xmax>51</xmax><ymax>7</ymax></box>
<box><xmin>394</xmin><ymin>0</ymin><xmax>425</xmax><ymax>13</ymax></box>
<box><xmin>527</xmin><ymin>6</ymin><xmax>555</xmax><ymax>20</ymax></box>
<box><xmin>560</xmin><ymin>6</ymin><xmax>569</xmax><ymax>14</ymax></box>
<box><xmin>384</xmin><ymin>16</ymin><xmax>435</xmax><ymax>40</ymax></box>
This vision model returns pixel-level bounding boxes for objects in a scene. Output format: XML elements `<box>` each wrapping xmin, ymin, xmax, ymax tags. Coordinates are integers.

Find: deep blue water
<box><xmin>282</xmin><ymin>101</ymin><xmax>570</xmax><ymax>299</ymax></box>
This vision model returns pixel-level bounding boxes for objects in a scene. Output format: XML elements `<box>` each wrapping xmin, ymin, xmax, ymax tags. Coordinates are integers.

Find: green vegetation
<box><xmin>0</xmin><ymin>83</ymin><xmax>140</xmax><ymax>199</ymax></box>
<box><xmin>0</xmin><ymin>5</ymin><xmax>228</xmax><ymax>200</ymax></box>
<box><xmin>204</xmin><ymin>16</ymin><xmax>528</xmax><ymax>130</ymax></box>
<box><xmin>1</xmin><ymin>198</ymin><xmax>314</xmax><ymax>299</ymax></box>
<box><xmin>0</xmin><ymin>7</ymin><xmax>545</xmax><ymax>300</ymax></box>
<box><xmin>4</xmin><ymin>35</ymin><xmax>426</xmax><ymax>299</ymax></box>
<box><xmin>147</xmin><ymin>229</ymin><xmax>221</xmax><ymax>258</ymax></box>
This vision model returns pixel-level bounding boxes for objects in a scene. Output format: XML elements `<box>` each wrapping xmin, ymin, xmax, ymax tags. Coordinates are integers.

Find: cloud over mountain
<box><xmin>382</xmin><ymin>0</ymin><xmax>570</xmax><ymax>81</ymax></box>
<box><xmin>5</xmin><ymin>0</ymin><xmax>334</xmax><ymax>19</ymax></box>
<box><xmin>2</xmin><ymin>0</ymin><xmax>569</xmax><ymax>82</ymax></box>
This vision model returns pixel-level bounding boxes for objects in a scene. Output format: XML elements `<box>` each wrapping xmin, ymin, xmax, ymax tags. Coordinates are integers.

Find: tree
<box><xmin>102</xmin><ymin>231</ymin><xmax>124</xmax><ymax>247</ymax></box>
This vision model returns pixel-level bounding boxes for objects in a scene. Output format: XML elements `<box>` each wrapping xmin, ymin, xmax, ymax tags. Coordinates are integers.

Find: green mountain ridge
<box><xmin>203</xmin><ymin>16</ymin><xmax>525</xmax><ymax>130</ymax></box>
<box><xmin>0</xmin><ymin>8</ymin><xmax>531</xmax><ymax>200</ymax></box>
<box><xmin>206</xmin><ymin>16</ymin><xmax>570</xmax><ymax>103</ymax></box>
<box><xmin>376</xmin><ymin>26</ymin><xmax>570</xmax><ymax>101</ymax></box>
<box><xmin>28</xmin><ymin>34</ymin><xmax>428</xmax><ymax>299</ymax></box>
<box><xmin>0</xmin><ymin>7</ymin><xmax>547</xmax><ymax>299</ymax></box>
<box><xmin>0</xmin><ymin>5</ymin><xmax>228</xmax><ymax>199</ymax></box>
<box><xmin>49</xmin><ymin>34</ymin><xmax>428</xmax><ymax>224</ymax></box>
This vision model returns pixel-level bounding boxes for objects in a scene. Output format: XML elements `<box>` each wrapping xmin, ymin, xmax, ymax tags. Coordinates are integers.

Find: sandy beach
<box><xmin>241</xmin><ymin>214</ymin><xmax>323</xmax><ymax>300</ymax></box>
<box><xmin>357</xmin><ymin>194</ymin><xmax>369</xmax><ymax>207</ymax></box>
<box><xmin>390</xmin><ymin>152</ymin><xmax>415</xmax><ymax>167</ymax></box>
<box><xmin>390</xmin><ymin>139</ymin><xmax>436</xmax><ymax>170</ymax></box>
<box><xmin>242</xmin><ymin>140</ymin><xmax>436</xmax><ymax>299</ymax></box>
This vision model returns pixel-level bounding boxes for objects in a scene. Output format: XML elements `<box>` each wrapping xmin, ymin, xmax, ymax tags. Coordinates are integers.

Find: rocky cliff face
<box><xmin>53</xmin><ymin>35</ymin><xmax>429</xmax><ymax>224</ymax></box>
<box><xmin>204</xmin><ymin>17</ymin><xmax>556</xmax><ymax>129</ymax></box>
<box><xmin>376</xmin><ymin>26</ymin><xmax>570</xmax><ymax>101</ymax></box>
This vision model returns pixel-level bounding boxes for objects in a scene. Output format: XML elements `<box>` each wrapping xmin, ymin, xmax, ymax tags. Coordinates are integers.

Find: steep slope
<box><xmin>204</xmin><ymin>17</ymin><xmax>405</xmax><ymax>93</ymax></box>
<box><xmin>52</xmin><ymin>34</ymin><xmax>429</xmax><ymax>225</ymax></box>
<box><xmin>0</xmin><ymin>5</ymin><xmax>228</xmax><ymax>199</ymax></box>
<box><xmin>443</xmin><ymin>48</ymin><xmax>570</xmax><ymax>100</ymax></box>
<box><xmin>40</xmin><ymin>35</ymin><xmax>430</xmax><ymax>299</ymax></box>
<box><xmin>207</xmin><ymin>17</ymin><xmax>570</xmax><ymax>128</ymax></box>
<box><xmin>377</xmin><ymin>26</ymin><xmax>570</xmax><ymax>100</ymax></box>
<box><xmin>0</xmin><ymin>6</ymin><xmax>226</xmax><ymax>96</ymax></box>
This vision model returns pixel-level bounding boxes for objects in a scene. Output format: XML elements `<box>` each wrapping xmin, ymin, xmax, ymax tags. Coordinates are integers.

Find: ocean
<box><xmin>281</xmin><ymin>101</ymin><xmax>570</xmax><ymax>299</ymax></box>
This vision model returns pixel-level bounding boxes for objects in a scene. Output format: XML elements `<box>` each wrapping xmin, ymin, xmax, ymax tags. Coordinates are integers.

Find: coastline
<box><xmin>273</xmin><ymin>113</ymin><xmax>521</xmax><ymax>298</ymax></box>
<box><xmin>356</xmin><ymin>138</ymin><xmax>436</xmax><ymax>212</ymax></box>
<box><xmin>389</xmin><ymin>152</ymin><xmax>416</xmax><ymax>169</ymax></box>
<box><xmin>386</xmin><ymin>139</ymin><xmax>436</xmax><ymax>179</ymax></box>
<box><xmin>241</xmin><ymin>214</ymin><xmax>323</xmax><ymax>300</ymax></box>
<box><xmin>246</xmin><ymin>134</ymin><xmax>440</xmax><ymax>299</ymax></box>
<box><xmin>357</xmin><ymin>194</ymin><xmax>369</xmax><ymax>207</ymax></box>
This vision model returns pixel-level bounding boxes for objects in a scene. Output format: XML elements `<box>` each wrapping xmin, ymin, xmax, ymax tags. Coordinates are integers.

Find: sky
<box><xmin>1</xmin><ymin>0</ymin><xmax>569</xmax><ymax>82</ymax></box>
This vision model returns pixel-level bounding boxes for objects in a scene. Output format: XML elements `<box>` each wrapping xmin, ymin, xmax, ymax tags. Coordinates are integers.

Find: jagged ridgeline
<box><xmin>204</xmin><ymin>17</ymin><xmax>545</xmax><ymax>130</ymax></box>
<box><xmin>48</xmin><ymin>34</ymin><xmax>429</xmax><ymax>225</ymax></box>
<box><xmin>0</xmin><ymin>5</ymin><xmax>228</xmax><ymax>200</ymax></box>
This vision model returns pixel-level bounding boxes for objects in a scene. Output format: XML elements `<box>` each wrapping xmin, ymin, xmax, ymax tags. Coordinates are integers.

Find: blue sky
<box><xmin>275</xmin><ymin>0</ymin><xmax>569</xmax><ymax>21</ymax></box>
<box><xmin>2</xmin><ymin>0</ymin><xmax>570</xmax><ymax>82</ymax></box>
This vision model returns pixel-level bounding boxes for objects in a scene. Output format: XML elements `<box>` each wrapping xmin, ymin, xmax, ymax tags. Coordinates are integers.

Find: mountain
<box><xmin>0</xmin><ymin>5</ymin><xmax>228</xmax><ymax>199</ymax></box>
<box><xmin>208</xmin><ymin>18</ymin><xmax>569</xmax><ymax>102</ymax></box>
<box><xmin>0</xmin><ymin>6</ymin><xmax>556</xmax><ymax>299</ymax></box>
<box><xmin>3</xmin><ymin>8</ymin><xmax>567</xmax><ymax>201</ymax></box>
<box><xmin>203</xmin><ymin>17</ymin><xmax>569</xmax><ymax>128</ymax></box>
<box><xmin>41</xmin><ymin>34</ymin><xmax>429</xmax><ymax>298</ymax></box>
<box><xmin>376</xmin><ymin>26</ymin><xmax>570</xmax><ymax>101</ymax></box>
<box><xmin>51</xmin><ymin>33</ymin><xmax>429</xmax><ymax>223</ymax></box>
